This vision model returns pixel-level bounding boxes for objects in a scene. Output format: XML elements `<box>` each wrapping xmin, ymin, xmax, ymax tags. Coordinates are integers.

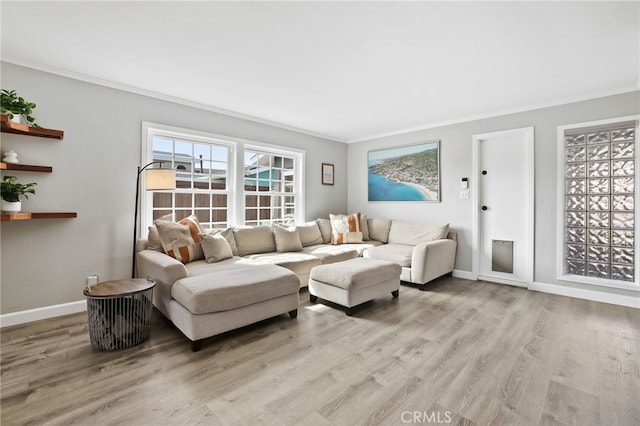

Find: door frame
<box><xmin>471</xmin><ymin>126</ymin><xmax>535</xmax><ymax>286</ymax></box>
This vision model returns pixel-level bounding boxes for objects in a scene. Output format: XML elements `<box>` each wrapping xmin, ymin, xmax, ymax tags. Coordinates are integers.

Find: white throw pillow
<box><xmin>199</xmin><ymin>233</ymin><xmax>233</xmax><ymax>263</ymax></box>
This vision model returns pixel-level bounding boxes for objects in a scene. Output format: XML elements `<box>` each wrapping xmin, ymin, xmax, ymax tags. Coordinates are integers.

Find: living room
<box><xmin>1</xmin><ymin>1</ymin><xmax>639</xmax><ymax>425</ymax></box>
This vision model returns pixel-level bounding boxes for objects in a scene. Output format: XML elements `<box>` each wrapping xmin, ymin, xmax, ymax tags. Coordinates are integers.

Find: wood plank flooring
<box><xmin>1</xmin><ymin>277</ymin><xmax>639</xmax><ymax>425</ymax></box>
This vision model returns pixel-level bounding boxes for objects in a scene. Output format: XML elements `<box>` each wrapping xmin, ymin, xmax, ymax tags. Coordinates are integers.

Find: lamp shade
<box><xmin>145</xmin><ymin>168</ymin><xmax>176</xmax><ymax>190</ymax></box>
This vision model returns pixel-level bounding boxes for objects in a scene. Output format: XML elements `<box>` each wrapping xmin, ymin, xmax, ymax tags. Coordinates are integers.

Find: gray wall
<box><xmin>348</xmin><ymin>91</ymin><xmax>640</xmax><ymax>297</ymax></box>
<box><xmin>0</xmin><ymin>62</ymin><xmax>347</xmax><ymax>313</ymax></box>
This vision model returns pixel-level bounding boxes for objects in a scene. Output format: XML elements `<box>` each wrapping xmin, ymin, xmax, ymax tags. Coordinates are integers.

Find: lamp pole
<box><xmin>132</xmin><ymin>161</ymin><xmax>164</xmax><ymax>278</ymax></box>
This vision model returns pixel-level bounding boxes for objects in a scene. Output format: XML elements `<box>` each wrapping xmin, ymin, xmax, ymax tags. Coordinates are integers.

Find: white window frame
<box><xmin>556</xmin><ymin>114</ymin><xmax>640</xmax><ymax>292</ymax></box>
<box><xmin>141</xmin><ymin>122</ymin><xmax>305</xmax><ymax>234</ymax></box>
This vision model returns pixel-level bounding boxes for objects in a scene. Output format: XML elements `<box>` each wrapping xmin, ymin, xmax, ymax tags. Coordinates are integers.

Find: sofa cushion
<box><xmin>242</xmin><ymin>252</ymin><xmax>322</xmax><ymax>276</ymax></box>
<box><xmin>296</xmin><ymin>221</ymin><xmax>324</xmax><ymax>247</ymax></box>
<box><xmin>200</xmin><ymin>233</ymin><xmax>233</xmax><ymax>263</ymax></box>
<box><xmin>364</xmin><ymin>243</ymin><xmax>414</xmax><ymax>267</ymax></box>
<box><xmin>273</xmin><ymin>225</ymin><xmax>303</xmax><ymax>252</ymax></box>
<box><xmin>301</xmin><ymin>244</ymin><xmax>360</xmax><ymax>264</ymax></box>
<box><xmin>310</xmin><ymin>258</ymin><xmax>401</xmax><ymax>291</ymax></box>
<box><xmin>367</xmin><ymin>218</ymin><xmax>392</xmax><ymax>243</ymax></box>
<box><xmin>155</xmin><ymin>215</ymin><xmax>204</xmax><ymax>263</ymax></box>
<box><xmin>172</xmin><ymin>264</ymin><xmax>299</xmax><ymax>314</ymax></box>
<box><xmin>316</xmin><ymin>218</ymin><xmax>332</xmax><ymax>244</ymax></box>
<box><xmin>388</xmin><ymin>221</ymin><xmax>449</xmax><ymax>245</ymax></box>
<box><xmin>233</xmin><ymin>226</ymin><xmax>276</xmax><ymax>256</ymax></box>
<box><xmin>330</xmin><ymin>213</ymin><xmax>363</xmax><ymax>245</ymax></box>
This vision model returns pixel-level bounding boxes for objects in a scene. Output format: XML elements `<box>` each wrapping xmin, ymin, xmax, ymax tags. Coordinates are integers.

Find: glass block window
<box><xmin>244</xmin><ymin>150</ymin><xmax>297</xmax><ymax>226</ymax></box>
<box><xmin>151</xmin><ymin>136</ymin><xmax>230</xmax><ymax>229</ymax></box>
<box><xmin>563</xmin><ymin>121</ymin><xmax>637</xmax><ymax>282</ymax></box>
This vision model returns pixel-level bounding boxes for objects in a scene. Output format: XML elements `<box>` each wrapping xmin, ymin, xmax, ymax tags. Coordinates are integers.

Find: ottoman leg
<box><xmin>310</xmin><ymin>294</ymin><xmax>318</xmax><ymax>303</ymax></box>
<box><xmin>392</xmin><ymin>290</ymin><xmax>399</xmax><ymax>298</ymax></box>
<box><xmin>288</xmin><ymin>309</ymin><xmax>298</xmax><ymax>319</ymax></box>
<box><xmin>191</xmin><ymin>339</ymin><xmax>203</xmax><ymax>352</ymax></box>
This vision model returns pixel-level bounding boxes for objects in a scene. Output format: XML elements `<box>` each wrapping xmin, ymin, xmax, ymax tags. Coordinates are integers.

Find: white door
<box><xmin>473</xmin><ymin>127</ymin><xmax>534</xmax><ymax>286</ymax></box>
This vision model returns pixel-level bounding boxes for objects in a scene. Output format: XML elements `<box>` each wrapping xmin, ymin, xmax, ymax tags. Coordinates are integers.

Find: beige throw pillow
<box><xmin>296</xmin><ymin>221</ymin><xmax>324</xmax><ymax>246</ymax></box>
<box><xmin>316</xmin><ymin>218</ymin><xmax>332</xmax><ymax>244</ymax></box>
<box><xmin>147</xmin><ymin>213</ymin><xmax>173</xmax><ymax>251</ymax></box>
<box><xmin>200</xmin><ymin>233</ymin><xmax>233</xmax><ymax>263</ymax></box>
<box><xmin>155</xmin><ymin>215</ymin><xmax>204</xmax><ymax>263</ymax></box>
<box><xmin>273</xmin><ymin>225</ymin><xmax>303</xmax><ymax>252</ymax></box>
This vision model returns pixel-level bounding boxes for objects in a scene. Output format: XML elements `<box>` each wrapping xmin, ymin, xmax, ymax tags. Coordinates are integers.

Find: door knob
<box><xmin>482</xmin><ymin>206</ymin><xmax>488</xmax><ymax>211</ymax></box>
<box><xmin>482</xmin><ymin>170</ymin><xmax>487</xmax><ymax>175</ymax></box>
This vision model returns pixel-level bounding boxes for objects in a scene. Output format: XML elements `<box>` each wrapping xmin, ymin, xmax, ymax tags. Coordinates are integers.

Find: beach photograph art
<box><xmin>368</xmin><ymin>141</ymin><xmax>440</xmax><ymax>202</ymax></box>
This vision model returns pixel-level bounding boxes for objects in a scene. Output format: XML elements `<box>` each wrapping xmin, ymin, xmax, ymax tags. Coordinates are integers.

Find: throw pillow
<box><xmin>273</xmin><ymin>225</ymin><xmax>303</xmax><ymax>252</ymax></box>
<box><xmin>330</xmin><ymin>212</ymin><xmax>363</xmax><ymax>245</ymax></box>
<box><xmin>296</xmin><ymin>221</ymin><xmax>324</xmax><ymax>246</ymax></box>
<box><xmin>360</xmin><ymin>213</ymin><xmax>370</xmax><ymax>241</ymax></box>
<box><xmin>147</xmin><ymin>213</ymin><xmax>173</xmax><ymax>251</ymax></box>
<box><xmin>155</xmin><ymin>215</ymin><xmax>204</xmax><ymax>263</ymax></box>
<box><xmin>203</xmin><ymin>227</ymin><xmax>239</xmax><ymax>256</ymax></box>
<box><xmin>200</xmin><ymin>233</ymin><xmax>233</xmax><ymax>263</ymax></box>
<box><xmin>316</xmin><ymin>218</ymin><xmax>332</xmax><ymax>244</ymax></box>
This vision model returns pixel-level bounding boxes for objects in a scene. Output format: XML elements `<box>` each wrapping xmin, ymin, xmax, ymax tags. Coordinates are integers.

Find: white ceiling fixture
<box><xmin>2</xmin><ymin>1</ymin><xmax>638</xmax><ymax>143</ymax></box>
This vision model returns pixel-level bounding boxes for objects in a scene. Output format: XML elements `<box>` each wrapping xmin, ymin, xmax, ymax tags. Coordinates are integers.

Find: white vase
<box><xmin>1</xmin><ymin>200</ymin><xmax>21</xmax><ymax>213</ymax></box>
<box><xmin>9</xmin><ymin>114</ymin><xmax>24</xmax><ymax>124</ymax></box>
<box><xmin>2</xmin><ymin>150</ymin><xmax>19</xmax><ymax>163</ymax></box>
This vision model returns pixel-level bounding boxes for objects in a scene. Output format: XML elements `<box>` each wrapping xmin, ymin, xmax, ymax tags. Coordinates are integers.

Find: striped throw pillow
<box><xmin>155</xmin><ymin>215</ymin><xmax>204</xmax><ymax>263</ymax></box>
<box><xmin>330</xmin><ymin>212</ymin><xmax>364</xmax><ymax>245</ymax></box>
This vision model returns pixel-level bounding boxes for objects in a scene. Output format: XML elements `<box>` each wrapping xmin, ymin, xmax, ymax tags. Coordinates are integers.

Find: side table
<box><xmin>83</xmin><ymin>278</ymin><xmax>155</xmax><ymax>351</ymax></box>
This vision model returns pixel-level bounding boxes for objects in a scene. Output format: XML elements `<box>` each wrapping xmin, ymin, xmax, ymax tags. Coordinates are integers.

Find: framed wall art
<box><xmin>368</xmin><ymin>140</ymin><xmax>440</xmax><ymax>202</ymax></box>
<box><xmin>321</xmin><ymin>163</ymin><xmax>334</xmax><ymax>185</ymax></box>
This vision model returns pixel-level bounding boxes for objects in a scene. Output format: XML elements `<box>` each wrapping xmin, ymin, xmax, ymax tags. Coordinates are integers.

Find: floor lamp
<box><xmin>132</xmin><ymin>162</ymin><xmax>176</xmax><ymax>278</ymax></box>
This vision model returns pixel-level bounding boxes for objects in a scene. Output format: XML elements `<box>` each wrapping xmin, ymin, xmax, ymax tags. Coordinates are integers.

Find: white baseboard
<box><xmin>0</xmin><ymin>300</ymin><xmax>87</xmax><ymax>328</ymax></box>
<box><xmin>529</xmin><ymin>282</ymin><xmax>640</xmax><ymax>309</ymax></box>
<box><xmin>452</xmin><ymin>269</ymin><xmax>476</xmax><ymax>280</ymax></box>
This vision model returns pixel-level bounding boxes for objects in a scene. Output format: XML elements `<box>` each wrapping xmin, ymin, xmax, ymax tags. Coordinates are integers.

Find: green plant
<box><xmin>1</xmin><ymin>176</ymin><xmax>36</xmax><ymax>202</ymax></box>
<box><xmin>1</xmin><ymin>89</ymin><xmax>39</xmax><ymax>127</ymax></box>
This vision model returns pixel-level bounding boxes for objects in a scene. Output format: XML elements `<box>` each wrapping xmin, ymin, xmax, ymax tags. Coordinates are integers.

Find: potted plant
<box><xmin>1</xmin><ymin>176</ymin><xmax>36</xmax><ymax>213</ymax></box>
<box><xmin>1</xmin><ymin>89</ymin><xmax>39</xmax><ymax>127</ymax></box>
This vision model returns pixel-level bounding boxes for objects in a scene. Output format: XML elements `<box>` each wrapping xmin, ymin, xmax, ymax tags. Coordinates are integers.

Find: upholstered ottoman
<box><xmin>169</xmin><ymin>263</ymin><xmax>300</xmax><ymax>351</ymax></box>
<box><xmin>308</xmin><ymin>258</ymin><xmax>401</xmax><ymax>315</ymax></box>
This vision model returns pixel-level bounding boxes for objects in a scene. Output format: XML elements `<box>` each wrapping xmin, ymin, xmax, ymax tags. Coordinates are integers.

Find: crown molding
<box><xmin>1</xmin><ymin>56</ymin><xmax>347</xmax><ymax>143</ymax></box>
<box><xmin>347</xmin><ymin>84</ymin><xmax>640</xmax><ymax>144</ymax></box>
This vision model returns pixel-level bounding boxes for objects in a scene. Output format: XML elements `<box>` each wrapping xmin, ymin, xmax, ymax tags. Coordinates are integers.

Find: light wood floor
<box><xmin>1</xmin><ymin>277</ymin><xmax>639</xmax><ymax>426</ymax></box>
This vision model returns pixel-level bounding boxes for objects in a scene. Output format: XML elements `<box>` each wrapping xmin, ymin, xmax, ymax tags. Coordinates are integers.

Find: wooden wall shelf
<box><xmin>1</xmin><ymin>212</ymin><xmax>77</xmax><ymax>222</ymax></box>
<box><xmin>0</xmin><ymin>114</ymin><xmax>64</xmax><ymax>140</ymax></box>
<box><xmin>0</xmin><ymin>162</ymin><xmax>53</xmax><ymax>173</ymax></box>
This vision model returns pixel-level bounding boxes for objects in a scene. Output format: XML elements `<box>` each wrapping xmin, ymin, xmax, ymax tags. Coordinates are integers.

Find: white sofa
<box><xmin>137</xmin><ymin>217</ymin><xmax>457</xmax><ymax>350</ymax></box>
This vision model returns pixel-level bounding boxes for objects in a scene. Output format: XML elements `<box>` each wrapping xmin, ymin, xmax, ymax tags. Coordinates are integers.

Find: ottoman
<box><xmin>169</xmin><ymin>264</ymin><xmax>300</xmax><ymax>351</ymax></box>
<box><xmin>308</xmin><ymin>258</ymin><xmax>401</xmax><ymax>315</ymax></box>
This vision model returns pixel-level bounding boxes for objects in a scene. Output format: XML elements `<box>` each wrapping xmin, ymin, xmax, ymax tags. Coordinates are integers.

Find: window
<box><xmin>141</xmin><ymin>123</ymin><xmax>304</xmax><ymax>233</ymax></box>
<box><xmin>244</xmin><ymin>150</ymin><xmax>297</xmax><ymax>226</ymax></box>
<box><xmin>558</xmin><ymin>117</ymin><xmax>639</xmax><ymax>289</ymax></box>
<box><xmin>150</xmin><ymin>136</ymin><xmax>230</xmax><ymax>229</ymax></box>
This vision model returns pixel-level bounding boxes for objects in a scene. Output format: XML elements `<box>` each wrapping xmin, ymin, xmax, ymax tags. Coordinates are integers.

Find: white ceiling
<box><xmin>2</xmin><ymin>1</ymin><xmax>639</xmax><ymax>143</ymax></box>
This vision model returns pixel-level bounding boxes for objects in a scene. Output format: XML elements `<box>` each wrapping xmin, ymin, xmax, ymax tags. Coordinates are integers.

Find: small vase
<box><xmin>9</xmin><ymin>114</ymin><xmax>24</xmax><ymax>124</ymax></box>
<box><xmin>1</xmin><ymin>200</ymin><xmax>21</xmax><ymax>213</ymax></box>
<box><xmin>2</xmin><ymin>150</ymin><xmax>19</xmax><ymax>163</ymax></box>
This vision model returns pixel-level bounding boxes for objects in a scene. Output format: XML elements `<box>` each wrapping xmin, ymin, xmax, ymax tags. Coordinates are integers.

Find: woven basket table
<box><xmin>84</xmin><ymin>278</ymin><xmax>155</xmax><ymax>351</ymax></box>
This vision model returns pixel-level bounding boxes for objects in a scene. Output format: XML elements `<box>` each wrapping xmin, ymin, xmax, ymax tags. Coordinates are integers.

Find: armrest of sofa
<box><xmin>410</xmin><ymin>239</ymin><xmax>457</xmax><ymax>284</ymax></box>
<box><xmin>137</xmin><ymin>249</ymin><xmax>188</xmax><ymax>285</ymax></box>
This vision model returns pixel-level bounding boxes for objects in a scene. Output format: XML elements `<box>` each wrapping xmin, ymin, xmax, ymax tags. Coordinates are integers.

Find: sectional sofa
<box><xmin>136</xmin><ymin>216</ymin><xmax>457</xmax><ymax>350</ymax></box>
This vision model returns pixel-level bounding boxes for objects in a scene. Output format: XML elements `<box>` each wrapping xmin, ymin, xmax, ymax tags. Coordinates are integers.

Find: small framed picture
<box><xmin>321</xmin><ymin>163</ymin><xmax>334</xmax><ymax>185</ymax></box>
